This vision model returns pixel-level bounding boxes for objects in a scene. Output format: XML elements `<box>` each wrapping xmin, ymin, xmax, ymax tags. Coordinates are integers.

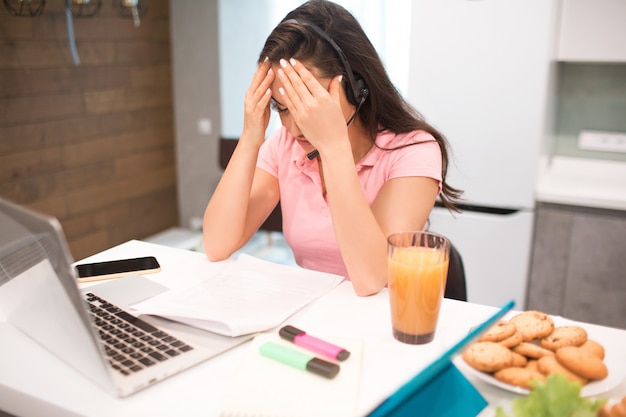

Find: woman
<box><xmin>203</xmin><ymin>0</ymin><xmax>462</xmax><ymax>296</ymax></box>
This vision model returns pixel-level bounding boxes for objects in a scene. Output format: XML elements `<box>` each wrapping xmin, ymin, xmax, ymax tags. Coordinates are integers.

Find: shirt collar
<box><xmin>290</xmin><ymin>129</ymin><xmax>396</xmax><ymax>171</ymax></box>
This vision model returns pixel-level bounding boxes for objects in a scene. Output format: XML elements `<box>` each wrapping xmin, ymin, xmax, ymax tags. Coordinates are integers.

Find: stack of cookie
<box><xmin>599</xmin><ymin>394</ymin><xmax>626</xmax><ymax>417</ymax></box>
<box><xmin>461</xmin><ymin>310</ymin><xmax>609</xmax><ymax>390</ymax></box>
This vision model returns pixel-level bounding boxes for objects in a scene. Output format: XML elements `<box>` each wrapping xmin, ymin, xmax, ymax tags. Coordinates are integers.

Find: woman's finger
<box><xmin>277</xmin><ymin>59</ymin><xmax>303</xmax><ymax>109</ymax></box>
<box><xmin>288</xmin><ymin>58</ymin><xmax>328</xmax><ymax>98</ymax></box>
<box><xmin>255</xmin><ymin>68</ymin><xmax>274</xmax><ymax>103</ymax></box>
<box><xmin>244</xmin><ymin>61</ymin><xmax>271</xmax><ymax>108</ymax></box>
<box><xmin>242</xmin><ymin>61</ymin><xmax>275</xmax><ymax>139</ymax></box>
<box><xmin>328</xmin><ymin>74</ymin><xmax>343</xmax><ymax>105</ymax></box>
<box><xmin>278</xmin><ymin>58</ymin><xmax>324</xmax><ymax>108</ymax></box>
<box><xmin>276</xmin><ymin>64</ymin><xmax>298</xmax><ymax>111</ymax></box>
<box><xmin>250</xmin><ymin>58</ymin><xmax>271</xmax><ymax>88</ymax></box>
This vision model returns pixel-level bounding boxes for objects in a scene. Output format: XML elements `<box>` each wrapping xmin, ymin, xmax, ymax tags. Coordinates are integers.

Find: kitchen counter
<box><xmin>535</xmin><ymin>156</ymin><xmax>626</xmax><ymax>211</ymax></box>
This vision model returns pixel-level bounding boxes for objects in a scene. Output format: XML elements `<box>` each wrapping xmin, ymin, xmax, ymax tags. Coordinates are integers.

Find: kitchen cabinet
<box><xmin>527</xmin><ymin>202</ymin><xmax>626</xmax><ymax>328</ymax></box>
<box><xmin>557</xmin><ymin>0</ymin><xmax>626</xmax><ymax>62</ymax></box>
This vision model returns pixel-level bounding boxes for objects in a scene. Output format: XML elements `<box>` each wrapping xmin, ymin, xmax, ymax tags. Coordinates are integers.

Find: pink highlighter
<box><xmin>279</xmin><ymin>325</ymin><xmax>350</xmax><ymax>361</ymax></box>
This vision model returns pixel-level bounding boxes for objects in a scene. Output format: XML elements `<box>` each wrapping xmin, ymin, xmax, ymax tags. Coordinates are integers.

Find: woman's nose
<box><xmin>282</xmin><ymin>115</ymin><xmax>302</xmax><ymax>138</ymax></box>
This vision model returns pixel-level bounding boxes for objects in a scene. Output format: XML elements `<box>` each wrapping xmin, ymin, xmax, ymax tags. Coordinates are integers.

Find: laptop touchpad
<box><xmin>81</xmin><ymin>275</ymin><xmax>168</xmax><ymax>310</ymax></box>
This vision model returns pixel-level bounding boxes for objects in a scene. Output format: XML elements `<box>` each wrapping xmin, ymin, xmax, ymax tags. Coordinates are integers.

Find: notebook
<box><xmin>0</xmin><ymin>197</ymin><xmax>253</xmax><ymax>397</ymax></box>
<box><xmin>219</xmin><ymin>333</ymin><xmax>363</xmax><ymax>417</ymax></box>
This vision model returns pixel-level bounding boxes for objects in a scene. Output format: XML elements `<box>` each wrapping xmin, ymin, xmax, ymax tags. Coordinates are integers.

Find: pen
<box><xmin>259</xmin><ymin>341</ymin><xmax>340</xmax><ymax>379</ymax></box>
<box><xmin>279</xmin><ymin>325</ymin><xmax>350</xmax><ymax>361</ymax></box>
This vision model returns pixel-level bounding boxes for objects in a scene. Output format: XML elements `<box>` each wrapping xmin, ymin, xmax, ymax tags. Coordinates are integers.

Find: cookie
<box><xmin>509</xmin><ymin>310</ymin><xmax>554</xmax><ymax>341</ymax></box>
<box><xmin>511</xmin><ymin>351</ymin><xmax>528</xmax><ymax>367</ymax></box>
<box><xmin>611</xmin><ymin>404</ymin><xmax>626</xmax><ymax>417</ymax></box>
<box><xmin>512</xmin><ymin>342</ymin><xmax>555</xmax><ymax>359</ymax></box>
<box><xmin>499</xmin><ymin>331</ymin><xmax>523</xmax><ymax>349</ymax></box>
<box><xmin>493</xmin><ymin>367</ymin><xmax>547</xmax><ymax>390</ymax></box>
<box><xmin>540</xmin><ymin>326</ymin><xmax>587</xmax><ymax>351</ymax></box>
<box><xmin>479</xmin><ymin>321</ymin><xmax>517</xmax><ymax>343</ymax></box>
<box><xmin>611</xmin><ymin>400</ymin><xmax>626</xmax><ymax>417</ymax></box>
<box><xmin>579</xmin><ymin>339</ymin><xmax>605</xmax><ymax>360</ymax></box>
<box><xmin>537</xmin><ymin>355</ymin><xmax>589</xmax><ymax>386</ymax></box>
<box><xmin>525</xmin><ymin>359</ymin><xmax>539</xmax><ymax>372</ymax></box>
<box><xmin>556</xmin><ymin>346</ymin><xmax>608</xmax><ymax>380</ymax></box>
<box><xmin>462</xmin><ymin>342</ymin><xmax>514</xmax><ymax>373</ymax></box>
<box><xmin>598</xmin><ymin>396</ymin><xmax>626</xmax><ymax>417</ymax></box>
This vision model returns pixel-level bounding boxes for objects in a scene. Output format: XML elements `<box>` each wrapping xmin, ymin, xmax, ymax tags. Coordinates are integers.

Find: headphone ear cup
<box><xmin>359</xmin><ymin>87</ymin><xmax>369</xmax><ymax>103</ymax></box>
<box><xmin>353</xmin><ymin>77</ymin><xmax>368</xmax><ymax>104</ymax></box>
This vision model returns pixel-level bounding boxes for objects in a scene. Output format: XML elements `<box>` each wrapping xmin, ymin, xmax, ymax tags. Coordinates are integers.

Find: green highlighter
<box><xmin>259</xmin><ymin>341</ymin><xmax>340</xmax><ymax>379</ymax></box>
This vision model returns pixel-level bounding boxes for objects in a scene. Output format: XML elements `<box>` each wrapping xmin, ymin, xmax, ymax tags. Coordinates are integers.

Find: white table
<box><xmin>1</xmin><ymin>240</ymin><xmax>625</xmax><ymax>417</ymax></box>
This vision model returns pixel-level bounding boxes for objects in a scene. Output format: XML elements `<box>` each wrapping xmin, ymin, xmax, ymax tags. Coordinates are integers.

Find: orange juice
<box><xmin>388</xmin><ymin>246</ymin><xmax>449</xmax><ymax>344</ymax></box>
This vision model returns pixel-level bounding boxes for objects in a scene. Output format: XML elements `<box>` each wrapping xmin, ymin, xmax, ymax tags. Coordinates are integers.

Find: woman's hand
<box><xmin>241</xmin><ymin>58</ymin><xmax>275</xmax><ymax>145</ymax></box>
<box><xmin>276</xmin><ymin>58</ymin><xmax>350</xmax><ymax>156</ymax></box>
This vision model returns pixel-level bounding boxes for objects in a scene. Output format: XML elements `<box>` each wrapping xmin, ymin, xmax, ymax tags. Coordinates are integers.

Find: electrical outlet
<box><xmin>188</xmin><ymin>216</ymin><xmax>203</xmax><ymax>232</ymax></box>
<box><xmin>579</xmin><ymin>130</ymin><xmax>626</xmax><ymax>153</ymax></box>
<box><xmin>197</xmin><ymin>118</ymin><xmax>212</xmax><ymax>135</ymax></box>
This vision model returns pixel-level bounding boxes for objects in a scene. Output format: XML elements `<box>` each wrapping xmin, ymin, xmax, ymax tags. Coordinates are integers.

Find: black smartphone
<box><xmin>75</xmin><ymin>256</ymin><xmax>161</xmax><ymax>283</ymax></box>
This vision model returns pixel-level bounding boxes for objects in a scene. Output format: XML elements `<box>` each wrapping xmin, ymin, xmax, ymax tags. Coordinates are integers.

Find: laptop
<box><xmin>0</xmin><ymin>197</ymin><xmax>253</xmax><ymax>397</ymax></box>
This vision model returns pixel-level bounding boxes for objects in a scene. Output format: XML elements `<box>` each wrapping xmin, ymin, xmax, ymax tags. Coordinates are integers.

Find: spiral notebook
<box><xmin>219</xmin><ymin>333</ymin><xmax>363</xmax><ymax>417</ymax></box>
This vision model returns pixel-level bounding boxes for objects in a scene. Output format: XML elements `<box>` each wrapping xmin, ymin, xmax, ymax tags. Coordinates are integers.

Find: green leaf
<box><xmin>494</xmin><ymin>406</ymin><xmax>512</xmax><ymax>417</ymax></box>
<box><xmin>498</xmin><ymin>374</ymin><xmax>607</xmax><ymax>417</ymax></box>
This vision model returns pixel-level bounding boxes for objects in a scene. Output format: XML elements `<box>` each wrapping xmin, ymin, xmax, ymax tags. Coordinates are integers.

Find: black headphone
<box><xmin>282</xmin><ymin>18</ymin><xmax>369</xmax><ymax>107</ymax></box>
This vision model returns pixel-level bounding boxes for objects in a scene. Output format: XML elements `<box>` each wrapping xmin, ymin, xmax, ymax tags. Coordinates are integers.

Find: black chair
<box><xmin>219</xmin><ymin>138</ymin><xmax>282</xmax><ymax>232</ymax></box>
<box><xmin>444</xmin><ymin>243</ymin><xmax>467</xmax><ymax>301</ymax></box>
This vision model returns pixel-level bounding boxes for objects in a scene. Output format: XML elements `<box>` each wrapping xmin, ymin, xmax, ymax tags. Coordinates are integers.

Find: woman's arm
<box><xmin>202</xmin><ymin>150</ymin><xmax>280</xmax><ymax>261</ymax></box>
<box><xmin>323</xmin><ymin>161</ymin><xmax>439</xmax><ymax>295</ymax></box>
<box><xmin>202</xmin><ymin>60</ymin><xmax>279</xmax><ymax>261</ymax></box>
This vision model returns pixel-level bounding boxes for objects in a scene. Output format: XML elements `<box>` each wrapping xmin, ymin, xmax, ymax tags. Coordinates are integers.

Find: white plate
<box><xmin>456</xmin><ymin>315</ymin><xmax>626</xmax><ymax>397</ymax></box>
<box><xmin>456</xmin><ymin>355</ymin><xmax>624</xmax><ymax>397</ymax></box>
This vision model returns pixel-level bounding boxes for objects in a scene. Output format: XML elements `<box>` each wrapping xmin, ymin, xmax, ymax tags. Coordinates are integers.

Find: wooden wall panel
<box><xmin>2</xmin><ymin>93</ymin><xmax>85</xmax><ymax>124</ymax></box>
<box><xmin>0</xmin><ymin>0</ymin><xmax>178</xmax><ymax>260</ymax></box>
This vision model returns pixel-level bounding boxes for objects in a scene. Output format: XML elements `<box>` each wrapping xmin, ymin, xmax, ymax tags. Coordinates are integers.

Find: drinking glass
<box><xmin>387</xmin><ymin>231</ymin><xmax>450</xmax><ymax>344</ymax></box>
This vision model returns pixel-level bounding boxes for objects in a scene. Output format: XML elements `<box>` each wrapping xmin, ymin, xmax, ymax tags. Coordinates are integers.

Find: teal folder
<box><xmin>367</xmin><ymin>300</ymin><xmax>515</xmax><ymax>417</ymax></box>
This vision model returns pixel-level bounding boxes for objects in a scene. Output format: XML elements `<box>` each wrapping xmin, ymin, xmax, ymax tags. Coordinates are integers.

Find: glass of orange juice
<box><xmin>387</xmin><ymin>231</ymin><xmax>450</xmax><ymax>344</ymax></box>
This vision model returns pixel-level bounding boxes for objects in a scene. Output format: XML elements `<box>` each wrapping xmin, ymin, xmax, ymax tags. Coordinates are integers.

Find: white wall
<box><xmin>169</xmin><ymin>0</ymin><xmax>222</xmax><ymax>229</ymax></box>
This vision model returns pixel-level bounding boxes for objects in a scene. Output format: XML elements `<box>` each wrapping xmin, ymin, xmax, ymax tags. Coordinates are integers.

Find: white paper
<box><xmin>131</xmin><ymin>254</ymin><xmax>344</xmax><ymax>336</ymax></box>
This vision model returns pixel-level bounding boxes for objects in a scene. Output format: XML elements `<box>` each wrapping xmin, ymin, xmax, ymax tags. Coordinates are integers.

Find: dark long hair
<box><xmin>259</xmin><ymin>0</ymin><xmax>463</xmax><ymax>211</ymax></box>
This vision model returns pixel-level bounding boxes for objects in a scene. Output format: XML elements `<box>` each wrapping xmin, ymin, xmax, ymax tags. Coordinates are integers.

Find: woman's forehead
<box><xmin>270</xmin><ymin>60</ymin><xmax>327</xmax><ymax>78</ymax></box>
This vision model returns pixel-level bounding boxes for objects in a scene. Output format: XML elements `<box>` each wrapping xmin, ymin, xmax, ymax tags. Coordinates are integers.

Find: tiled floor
<box><xmin>145</xmin><ymin>228</ymin><xmax>297</xmax><ymax>267</ymax></box>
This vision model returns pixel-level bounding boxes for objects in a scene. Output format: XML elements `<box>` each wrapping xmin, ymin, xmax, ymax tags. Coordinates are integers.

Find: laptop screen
<box><xmin>0</xmin><ymin>198</ymin><xmax>116</xmax><ymax>394</ymax></box>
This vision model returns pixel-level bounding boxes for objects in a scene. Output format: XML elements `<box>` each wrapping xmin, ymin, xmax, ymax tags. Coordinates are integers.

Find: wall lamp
<box><xmin>67</xmin><ymin>0</ymin><xmax>101</xmax><ymax>17</ymax></box>
<box><xmin>115</xmin><ymin>0</ymin><xmax>148</xmax><ymax>27</ymax></box>
<box><xmin>3</xmin><ymin>0</ymin><xmax>45</xmax><ymax>16</ymax></box>
<box><xmin>3</xmin><ymin>0</ymin><xmax>148</xmax><ymax>22</ymax></box>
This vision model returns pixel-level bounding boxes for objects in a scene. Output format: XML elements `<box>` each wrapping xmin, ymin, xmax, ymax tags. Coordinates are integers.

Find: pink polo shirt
<box><xmin>257</xmin><ymin>127</ymin><xmax>442</xmax><ymax>280</ymax></box>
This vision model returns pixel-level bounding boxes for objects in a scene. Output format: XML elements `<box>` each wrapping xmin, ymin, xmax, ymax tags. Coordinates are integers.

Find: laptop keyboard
<box><xmin>85</xmin><ymin>292</ymin><xmax>194</xmax><ymax>376</ymax></box>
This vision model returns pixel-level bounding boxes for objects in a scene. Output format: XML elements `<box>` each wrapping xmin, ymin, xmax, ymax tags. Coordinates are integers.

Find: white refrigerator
<box><xmin>406</xmin><ymin>0</ymin><xmax>559</xmax><ymax>308</ymax></box>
